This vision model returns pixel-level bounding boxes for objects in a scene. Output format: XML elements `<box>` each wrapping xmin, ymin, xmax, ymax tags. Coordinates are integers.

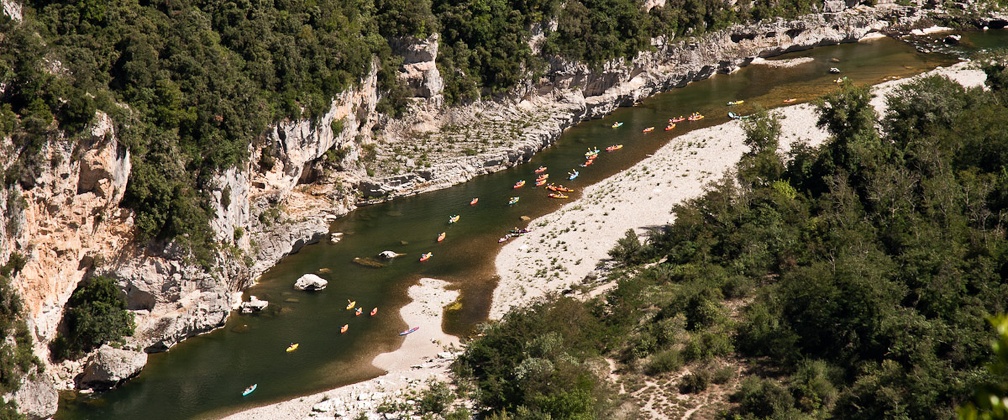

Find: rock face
<box><xmin>76</xmin><ymin>345</ymin><xmax>148</xmax><ymax>391</ymax></box>
<box><xmin>11</xmin><ymin>374</ymin><xmax>57</xmax><ymax>420</ymax></box>
<box><xmin>294</xmin><ymin>274</ymin><xmax>328</xmax><ymax>291</ymax></box>
<box><xmin>392</xmin><ymin>34</ymin><xmax>444</xmax><ymax>100</ymax></box>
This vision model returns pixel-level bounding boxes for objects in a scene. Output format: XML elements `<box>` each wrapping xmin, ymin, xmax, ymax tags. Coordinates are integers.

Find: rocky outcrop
<box><xmin>392</xmin><ymin>34</ymin><xmax>444</xmax><ymax>100</ymax></box>
<box><xmin>293</xmin><ymin>274</ymin><xmax>328</xmax><ymax>291</ymax></box>
<box><xmin>76</xmin><ymin>345</ymin><xmax>148</xmax><ymax>390</ymax></box>
<box><xmin>11</xmin><ymin>374</ymin><xmax>57</xmax><ymax>420</ymax></box>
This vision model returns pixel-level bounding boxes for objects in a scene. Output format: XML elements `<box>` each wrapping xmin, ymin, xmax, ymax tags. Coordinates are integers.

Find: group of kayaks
<box><xmin>246</xmin><ymin>299</ymin><xmax>384</xmax><ymax>396</ymax></box>
<box><xmin>633</xmin><ymin>111</ymin><xmax>706</xmax><ymax>134</ymax></box>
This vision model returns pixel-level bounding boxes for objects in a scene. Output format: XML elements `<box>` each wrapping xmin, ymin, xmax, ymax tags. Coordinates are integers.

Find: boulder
<box><xmin>240</xmin><ymin>295</ymin><xmax>269</xmax><ymax>313</ymax></box>
<box><xmin>294</xmin><ymin>274</ymin><xmax>328</xmax><ymax>291</ymax></box>
<box><xmin>76</xmin><ymin>345</ymin><xmax>148</xmax><ymax>391</ymax></box>
<box><xmin>12</xmin><ymin>374</ymin><xmax>58</xmax><ymax>420</ymax></box>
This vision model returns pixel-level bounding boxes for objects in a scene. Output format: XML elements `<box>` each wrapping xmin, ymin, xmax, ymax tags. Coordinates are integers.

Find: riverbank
<box><xmin>222</xmin><ymin>61</ymin><xmax>987</xmax><ymax>419</ymax></box>
<box><xmin>491</xmin><ymin>61</ymin><xmax>987</xmax><ymax>317</ymax></box>
<box><xmin>222</xmin><ymin>277</ymin><xmax>460</xmax><ymax>420</ymax></box>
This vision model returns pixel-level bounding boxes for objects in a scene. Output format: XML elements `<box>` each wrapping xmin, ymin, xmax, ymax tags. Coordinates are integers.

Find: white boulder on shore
<box><xmin>239</xmin><ymin>295</ymin><xmax>269</xmax><ymax>313</ymax></box>
<box><xmin>293</xmin><ymin>274</ymin><xmax>328</xmax><ymax>291</ymax></box>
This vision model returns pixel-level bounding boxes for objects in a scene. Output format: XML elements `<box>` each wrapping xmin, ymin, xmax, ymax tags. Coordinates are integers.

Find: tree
<box><xmin>51</xmin><ymin>276</ymin><xmax>134</xmax><ymax>360</ymax></box>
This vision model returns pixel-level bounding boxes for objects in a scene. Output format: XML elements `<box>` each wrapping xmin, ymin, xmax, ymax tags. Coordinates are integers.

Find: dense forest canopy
<box><xmin>0</xmin><ymin>0</ymin><xmax>834</xmax><ymax>260</ymax></box>
<box><xmin>452</xmin><ymin>66</ymin><xmax>1008</xmax><ymax>418</ymax></box>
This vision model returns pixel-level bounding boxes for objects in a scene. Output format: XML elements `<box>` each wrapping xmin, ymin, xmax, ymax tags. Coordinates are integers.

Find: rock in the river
<box><xmin>240</xmin><ymin>295</ymin><xmax>269</xmax><ymax>313</ymax></box>
<box><xmin>293</xmin><ymin>274</ymin><xmax>328</xmax><ymax>291</ymax></box>
<box><xmin>76</xmin><ymin>345</ymin><xmax>148</xmax><ymax>391</ymax></box>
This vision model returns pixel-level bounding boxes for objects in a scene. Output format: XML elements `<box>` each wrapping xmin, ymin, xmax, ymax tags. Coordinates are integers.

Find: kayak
<box><xmin>399</xmin><ymin>326</ymin><xmax>420</xmax><ymax>336</ymax></box>
<box><xmin>346</xmin><ymin>300</ymin><xmax>356</xmax><ymax>310</ymax></box>
<box><xmin>548</xmin><ymin>193</ymin><xmax>569</xmax><ymax>199</ymax></box>
<box><xmin>727</xmin><ymin>100</ymin><xmax>744</xmax><ymax>106</ymax></box>
<box><xmin>370</xmin><ymin>307</ymin><xmax>378</xmax><ymax>316</ymax></box>
<box><xmin>437</xmin><ymin>232</ymin><xmax>446</xmax><ymax>242</ymax></box>
<box><xmin>671</xmin><ymin>116</ymin><xmax>686</xmax><ymax>123</ymax></box>
<box><xmin>534</xmin><ymin>166</ymin><xmax>547</xmax><ymax>174</ymax></box>
<box><xmin>355</xmin><ymin>307</ymin><xmax>362</xmax><ymax>316</ymax></box>
<box><xmin>513</xmin><ymin>180</ymin><xmax>526</xmax><ymax>189</ymax></box>
<box><xmin>470</xmin><ymin>197</ymin><xmax>478</xmax><ymax>206</ymax></box>
<box><xmin>611</xmin><ymin>122</ymin><xmax>623</xmax><ymax>128</ymax></box>
<box><xmin>242</xmin><ymin>384</ymin><xmax>257</xmax><ymax>397</ymax></box>
<box><xmin>642</xmin><ymin>127</ymin><xmax>655</xmax><ymax>133</ymax></box>
<box><xmin>419</xmin><ymin>252</ymin><xmax>432</xmax><ymax>262</ymax></box>
<box><xmin>508</xmin><ymin>196</ymin><xmax>519</xmax><ymax>206</ymax></box>
<box><xmin>340</xmin><ymin>324</ymin><xmax>349</xmax><ymax>334</ymax></box>
<box><xmin>606</xmin><ymin>144</ymin><xmax>623</xmax><ymax>152</ymax></box>
<box><xmin>448</xmin><ymin>214</ymin><xmax>460</xmax><ymax>224</ymax></box>
<box><xmin>665</xmin><ymin>123</ymin><xmax>675</xmax><ymax>131</ymax></box>
<box><xmin>568</xmin><ymin>170</ymin><xmax>579</xmax><ymax>180</ymax></box>
<box><xmin>286</xmin><ymin>343</ymin><xmax>298</xmax><ymax>352</ymax></box>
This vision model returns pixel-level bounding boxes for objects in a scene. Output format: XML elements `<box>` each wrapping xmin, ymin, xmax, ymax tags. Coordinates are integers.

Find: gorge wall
<box><xmin>1</xmin><ymin>1</ymin><xmax>1003</xmax><ymax>417</ymax></box>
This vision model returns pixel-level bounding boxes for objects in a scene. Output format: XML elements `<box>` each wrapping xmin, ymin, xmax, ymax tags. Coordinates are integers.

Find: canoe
<box><xmin>584</xmin><ymin>148</ymin><xmax>599</xmax><ymax>158</ymax></box>
<box><xmin>671</xmin><ymin>116</ymin><xmax>686</xmax><ymax>123</ymax></box>
<box><xmin>286</xmin><ymin>343</ymin><xmax>298</xmax><ymax>352</ymax></box>
<box><xmin>346</xmin><ymin>300</ymin><xmax>356</xmax><ymax>310</ymax></box>
<box><xmin>340</xmin><ymin>324</ymin><xmax>349</xmax><ymax>334</ymax></box>
<box><xmin>535</xmin><ymin>179</ymin><xmax>547</xmax><ymax>187</ymax></box>
<box><xmin>534</xmin><ymin>166</ymin><xmax>547</xmax><ymax>174</ymax></box>
<box><xmin>688</xmin><ymin>113</ymin><xmax>704</xmax><ymax>121</ymax></box>
<box><xmin>242</xmin><ymin>384</ymin><xmax>257</xmax><ymax>397</ymax></box>
<box><xmin>370</xmin><ymin>307</ymin><xmax>378</xmax><ymax>316</ymax></box>
<box><xmin>568</xmin><ymin>170</ymin><xmax>579</xmax><ymax>180</ymax></box>
<box><xmin>448</xmin><ymin>215</ymin><xmax>460</xmax><ymax>224</ymax></box>
<box><xmin>606</xmin><ymin>144</ymin><xmax>623</xmax><ymax>152</ymax></box>
<box><xmin>727</xmin><ymin>100</ymin><xmax>744</xmax><ymax>106</ymax></box>
<box><xmin>419</xmin><ymin>252</ymin><xmax>432</xmax><ymax>262</ymax></box>
<box><xmin>508</xmin><ymin>196</ymin><xmax>519</xmax><ymax>206</ymax></box>
<box><xmin>399</xmin><ymin>326</ymin><xmax>420</xmax><ymax>336</ymax></box>
<box><xmin>470</xmin><ymin>197</ymin><xmax>478</xmax><ymax>206</ymax></box>
<box><xmin>783</xmin><ymin>98</ymin><xmax>797</xmax><ymax>103</ymax></box>
<box><xmin>536</xmin><ymin>173</ymin><xmax>549</xmax><ymax>181</ymax></box>
<box><xmin>437</xmin><ymin>232</ymin><xmax>446</xmax><ymax>242</ymax></box>
<box><xmin>548</xmin><ymin>193</ymin><xmax>569</xmax><ymax>199</ymax></box>
<box><xmin>665</xmin><ymin>124</ymin><xmax>675</xmax><ymax>131</ymax></box>
<box><xmin>642</xmin><ymin>127</ymin><xmax>655</xmax><ymax>133</ymax></box>
<box><xmin>513</xmin><ymin>180</ymin><xmax>526</xmax><ymax>189</ymax></box>
<box><xmin>580</xmin><ymin>160</ymin><xmax>593</xmax><ymax>167</ymax></box>
<box><xmin>611</xmin><ymin>122</ymin><xmax>623</xmax><ymax>128</ymax></box>
<box><xmin>355</xmin><ymin>307</ymin><xmax>362</xmax><ymax>316</ymax></box>
<box><xmin>547</xmin><ymin>184</ymin><xmax>574</xmax><ymax>193</ymax></box>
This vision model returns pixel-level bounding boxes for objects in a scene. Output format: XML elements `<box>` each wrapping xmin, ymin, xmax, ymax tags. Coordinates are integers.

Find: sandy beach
<box><xmin>224</xmin><ymin>61</ymin><xmax>986</xmax><ymax>419</ymax></box>
<box><xmin>491</xmin><ymin>61</ymin><xmax>987</xmax><ymax>319</ymax></box>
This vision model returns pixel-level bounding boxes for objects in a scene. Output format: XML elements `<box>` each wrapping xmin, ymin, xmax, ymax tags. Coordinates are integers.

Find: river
<box><xmin>56</xmin><ymin>30</ymin><xmax>1007</xmax><ymax>419</ymax></box>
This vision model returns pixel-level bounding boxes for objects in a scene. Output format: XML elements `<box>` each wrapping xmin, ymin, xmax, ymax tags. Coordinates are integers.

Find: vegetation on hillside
<box><xmin>49</xmin><ymin>276</ymin><xmax>135</xmax><ymax>361</ymax></box>
<box><xmin>448</xmin><ymin>66</ymin><xmax>1008</xmax><ymax>418</ymax></box>
<box><xmin>0</xmin><ymin>0</ymin><xmax>882</xmax><ymax>262</ymax></box>
<box><xmin>0</xmin><ymin>257</ymin><xmax>43</xmax><ymax>419</ymax></box>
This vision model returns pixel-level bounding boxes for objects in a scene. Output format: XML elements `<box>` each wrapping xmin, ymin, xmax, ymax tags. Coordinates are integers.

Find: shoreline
<box><xmin>490</xmin><ymin>61</ymin><xmax>987</xmax><ymax>318</ymax></box>
<box><xmin>221</xmin><ymin>278</ymin><xmax>460</xmax><ymax>420</ymax></box>
<box><xmin>222</xmin><ymin>61</ymin><xmax>986</xmax><ymax>419</ymax></box>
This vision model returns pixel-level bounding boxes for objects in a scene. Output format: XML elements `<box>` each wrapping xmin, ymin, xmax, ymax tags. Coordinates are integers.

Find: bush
<box><xmin>679</xmin><ymin>370</ymin><xmax>710</xmax><ymax>394</ymax></box>
<box><xmin>645</xmin><ymin>349</ymin><xmax>683</xmax><ymax>376</ymax></box>
<box><xmin>51</xmin><ymin>276</ymin><xmax>134</xmax><ymax>360</ymax></box>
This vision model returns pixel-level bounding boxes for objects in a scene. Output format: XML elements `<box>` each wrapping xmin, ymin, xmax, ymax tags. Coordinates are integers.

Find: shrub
<box><xmin>679</xmin><ymin>370</ymin><xmax>710</xmax><ymax>394</ymax></box>
<box><xmin>51</xmin><ymin>276</ymin><xmax>134</xmax><ymax>360</ymax></box>
<box><xmin>644</xmin><ymin>349</ymin><xmax>682</xmax><ymax>376</ymax></box>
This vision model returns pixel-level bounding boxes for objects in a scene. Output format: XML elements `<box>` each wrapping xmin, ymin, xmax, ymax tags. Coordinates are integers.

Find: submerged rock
<box><xmin>293</xmin><ymin>274</ymin><xmax>328</xmax><ymax>291</ymax></box>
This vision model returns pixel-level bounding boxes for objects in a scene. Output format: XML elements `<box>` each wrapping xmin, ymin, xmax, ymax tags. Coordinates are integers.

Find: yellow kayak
<box><xmin>346</xmin><ymin>300</ymin><xmax>356</xmax><ymax>310</ymax></box>
<box><xmin>286</xmin><ymin>343</ymin><xmax>299</xmax><ymax>352</ymax></box>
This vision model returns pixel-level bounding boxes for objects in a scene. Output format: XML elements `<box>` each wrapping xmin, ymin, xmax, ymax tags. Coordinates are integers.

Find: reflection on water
<box><xmin>57</xmin><ymin>31</ymin><xmax>1005</xmax><ymax>419</ymax></box>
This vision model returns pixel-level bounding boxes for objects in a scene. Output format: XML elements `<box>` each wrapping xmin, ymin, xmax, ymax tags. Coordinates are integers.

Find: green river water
<box><xmin>57</xmin><ymin>31</ymin><xmax>1007</xmax><ymax>419</ymax></box>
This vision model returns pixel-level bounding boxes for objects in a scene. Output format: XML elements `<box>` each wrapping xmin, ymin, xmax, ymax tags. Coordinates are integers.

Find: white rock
<box><xmin>294</xmin><ymin>274</ymin><xmax>328</xmax><ymax>291</ymax></box>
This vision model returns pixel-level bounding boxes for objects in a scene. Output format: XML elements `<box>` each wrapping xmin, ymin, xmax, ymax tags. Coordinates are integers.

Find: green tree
<box><xmin>52</xmin><ymin>276</ymin><xmax>135</xmax><ymax>360</ymax></box>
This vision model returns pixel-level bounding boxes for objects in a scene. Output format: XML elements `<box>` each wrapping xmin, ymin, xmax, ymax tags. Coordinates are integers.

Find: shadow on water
<box><xmin>57</xmin><ymin>31</ymin><xmax>1006</xmax><ymax>419</ymax></box>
